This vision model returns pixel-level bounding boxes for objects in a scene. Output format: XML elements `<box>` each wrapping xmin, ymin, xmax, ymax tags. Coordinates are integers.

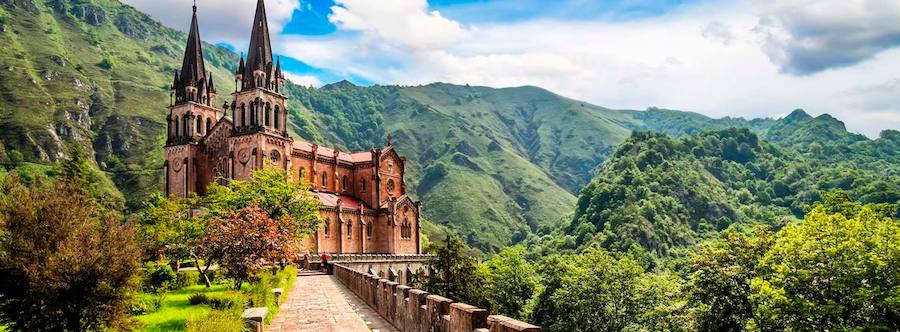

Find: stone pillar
<box><xmin>450</xmin><ymin>303</ymin><xmax>488</xmax><ymax>332</ymax></box>
<box><xmin>426</xmin><ymin>295</ymin><xmax>453</xmax><ymax>332</ymax></box>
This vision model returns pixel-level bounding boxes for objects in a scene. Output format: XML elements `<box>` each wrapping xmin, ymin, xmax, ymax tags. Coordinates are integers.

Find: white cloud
<box><xmin>329</xmin><ymin>0</ymin><xmax>469</xmax><ymax>50</ymax></box>
<box><xmin>278</xmin><ymin>0</ymin><xmax>900</xmax><ymax>137</ymax></box>
<box><xmin>123</xmin><ymin>0</ymin><xmax>300</xmax><ymax>49</ymax></box>
<box><xmin>283</xmin><ymin>72</ymin><xmax>322</xmax><ymax>87</ymax></box>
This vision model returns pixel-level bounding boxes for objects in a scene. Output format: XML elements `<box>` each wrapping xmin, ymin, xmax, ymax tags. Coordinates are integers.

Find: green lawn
<box><xmin>134</xmin><ymin>284</ymin><xmax>236</xmax><ymax>332</ymax></box>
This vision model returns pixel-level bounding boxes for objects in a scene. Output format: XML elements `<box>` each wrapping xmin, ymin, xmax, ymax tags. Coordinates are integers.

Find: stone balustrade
<box><xmin>310</xmin><ymin>253</ymin><xmax>432</xmax><ymax>263</ymax></box>
<box><xmin>333</xmin><ymin>264</ymin><xmax>541</xmax><ymax>332</ymax></box>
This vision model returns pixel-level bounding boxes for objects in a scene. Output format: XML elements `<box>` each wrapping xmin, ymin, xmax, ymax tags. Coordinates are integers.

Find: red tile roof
<box><xmin>292</xmin><ymin>140</ymin><xmax>370</xmax><ymax>163</ymax></box>
<box><xmin>314</xmin><ymin>192</ymin><xmax>372</xmax><ymax>210</ymax></box>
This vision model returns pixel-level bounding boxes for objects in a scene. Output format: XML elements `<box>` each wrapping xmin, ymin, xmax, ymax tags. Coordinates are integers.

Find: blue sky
<box><xmin>124</xmin><ymin>0</ymin><xmax>900</xmax><ymax>137</ymax></box>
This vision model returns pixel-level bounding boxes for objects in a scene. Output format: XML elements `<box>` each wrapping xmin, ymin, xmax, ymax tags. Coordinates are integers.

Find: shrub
<box><xmin>0</xmin><ymin>180</ymin><xmax>141</xmax><ymax>331</ymax></box>
<box><xmin>186</xmin><ymin>310</ymin><xmax>243</xmax><ymax>332</ymax></box>
<box><xmin>175</xmin><ymin>271</ymin><xmax>199</xmax><ymax>289</ymax></box>
<box><xmin>128</xmin><ymin>293</ymin><xmax>164</xmax><ymax>315</ymax></box>
<box><xmin>98</xmin><ymin>57</ymin><xmax>115</xmax><ymax>70</ymax></box>
<box><xmin>145</xmin><ymin>262</ymin><xmax>177</xmax><ymax>291</ymax></box>
<box><xmin>206</xmin><ymin>293</ymin><xmax>244</xmax><ymax>310</ymax></box>
<box><xmin>187</xmin><ymin>293</ymin><xmax>208</xmax><ymax>305</ymax></box>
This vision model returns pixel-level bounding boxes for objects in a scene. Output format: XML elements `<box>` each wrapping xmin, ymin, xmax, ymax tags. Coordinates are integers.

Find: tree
<box><xmin>202</xmin><ymin>166</ymin><xmax>320</xmax><ymax>238</ymax></box>
<box><xmin>421</xmin><ymin>235</ymin><xmax>491</xmax><ymax>309</ymax></box>
<box><xmin>688</xmin><ymin>227</ymin><xmax>773</xmax><ymax>331</ymax></box>
<box><xmin>484</xmin><ymin>246</ymin><xmax>540</xmax><ymax>320</ymax></box>
<box><xmin>748</xmin><ymin>205</ymin><xmax>900</xmax><ymax>331</ymax></box>
<box><xmin>138</xmin><ymin>193</ymin><xmax>213</xmax><ymax>286</ymax></box>
<box><xmin>140</xmin><ymin>166</ymin><xmax>320</xmax><ymax>287</ymax></box>
<box><xmin>0</xmin><ymin>177</ymin><xmax>140</xmax><ymax>331</ymax></box>
<box><xmin>203</xmin><ymin>204</ymin><xmax>299</xmax><ymax>290</ymax></box>
<box><xmin>532</xmin><ymin>249</ymin><xmax>691</xmax><ymax>332</ymax></box>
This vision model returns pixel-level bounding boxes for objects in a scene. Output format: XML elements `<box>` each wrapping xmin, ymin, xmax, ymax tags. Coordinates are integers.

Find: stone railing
<box><xmin>310</xmin><ymin>253</ymin><xmax>432</xmax><ymax>263</ymax></box>
<box><xmin>333</xmin><ymin>264</ymin><xmax>541</xmax><ymax>332</ymax></box>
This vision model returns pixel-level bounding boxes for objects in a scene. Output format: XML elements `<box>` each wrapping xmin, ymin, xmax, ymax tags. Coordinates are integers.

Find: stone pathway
<box><xmin>269</xmin><ymin>270</ymin><xmax>398</xmax><ymax>332</ymax></box>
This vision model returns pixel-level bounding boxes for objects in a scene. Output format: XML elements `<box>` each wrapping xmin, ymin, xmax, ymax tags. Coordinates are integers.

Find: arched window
<box><xmin>274</xmin><ymin>106</ymin><xmax>280</xmax><ymax>130</ymax></box>
<box><xmin>324</xmin><ymin>220</ymin><xmax>330</xmax><ymax>236</ymax></box>
<box><xmin>173</xmin><ymin>119</ymin><xmax>179</xmax><ymax>138</ymax></box>
<box><xmin>298</xmin><ymin>167</ymin><xmax>305</xmax><ymax>179</ymax></box>
<box><xmin>196</xmin><ymin>115</ymin><xmax>203</xmax><ymax>135</ymax></box>
<box><xmin>366</xmin><ymin>222</ymin><xmax>372</xmax><ymax>238</ymax></box>
<box><xmin>321</xmin><ymin>173</ymin><xmax>327</xmax><ymax>187</ymax></box>
<box><xmin>183</xmin><ymin>115</ymin><xmax>190</xmax><ymax>136</ymax></box>
<box><xmin>207</xmin><ymin>118</ymin><xmax>212</xmax><ymax>133</ymax></box>
<box><xmin>264</xmin><ymin>103</ymin><xmax>271</xmax><ymax>126</ymax></box>
<box><xmin>240</xmin><ymin>104</ymin><xmax>246</xmax><ymax>127</ymax></box>
<box><xmin>342</xmin><ymin>176</ymin><xmax>348</xmax><ymax>191</ymax></box>
<box><xmin>361</xmin><ymin>179</ymin><xmax>367</xmax><ymax>192</ymax></box>
<box><xmin>347</xmin><ymin>221</ymin><xmax>352</xmax><ymax>239</ymax></box>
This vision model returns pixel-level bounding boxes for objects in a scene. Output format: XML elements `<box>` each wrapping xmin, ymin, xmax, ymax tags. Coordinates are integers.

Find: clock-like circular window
<box><xmin>270</xmin><ymin>150</ymin><xmax>281</xmax><ymax>163</ymax></box>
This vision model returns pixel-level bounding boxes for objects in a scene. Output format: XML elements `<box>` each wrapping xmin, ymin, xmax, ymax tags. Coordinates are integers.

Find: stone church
<box><xmin>163</xmin><ymin>0</ymin><xmax>420</xmax><ymax>255</ymax></box>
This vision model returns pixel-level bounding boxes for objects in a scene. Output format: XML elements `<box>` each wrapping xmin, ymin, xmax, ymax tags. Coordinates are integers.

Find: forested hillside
<box><xmin>532</xmin><ymin>125</ymin><xmax>900</xmax><ymax>259</ymax></box>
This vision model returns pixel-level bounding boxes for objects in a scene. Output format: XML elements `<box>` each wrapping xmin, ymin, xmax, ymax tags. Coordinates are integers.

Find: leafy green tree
<box><xmin>484</xmin><ymin>246</ymin><xmax>540</xmax><ymax>320</ymax></box>
<box><xmin>532</xmin><ymin>249</ymin><xmax>691</xmax><ymax>331</ymax></box>
<box><xmin>55</xmin><ymin>145</ymin><xmax>123</xmax><ymax>210</ymax></box>
<box><xmin>202</xmin><ymin>166</ymin><xmax>320</xmax><ymax>237</ymax></box>
<box><xmin>0</xmin><ymin>177</ymin><xmax>140</xmax><ymax>331</ymax></box>
<box><xmin>421</xmin><ymin>235</ymin><xmax>491</xmax><ymax>309</ymax></box>
<box><xmin>688</xmin><ymin>227</ymin><xmax>773</xmax><ymax>331</ymax></box>
<box><xmin>137</xmin><ymin>193</ymin><xmax>213</xmax><ymax>286</ymax></box>
<box><xmin>749</xmin><ymin>205</ymin><xmax>900</xmax><ymax>331</ymax></box>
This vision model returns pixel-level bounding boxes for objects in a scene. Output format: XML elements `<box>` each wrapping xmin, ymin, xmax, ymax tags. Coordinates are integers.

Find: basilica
<box><xmin>163</xmin><ymin>0</ymin><xmax>420</xmax><ymax>255</ymax></box>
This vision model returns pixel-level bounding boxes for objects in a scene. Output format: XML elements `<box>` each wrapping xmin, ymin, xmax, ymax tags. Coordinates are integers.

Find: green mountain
<box><xmin>1</xmin><ymin>0</ymin><xmax>897</xmax><ymax>253</ymax></box>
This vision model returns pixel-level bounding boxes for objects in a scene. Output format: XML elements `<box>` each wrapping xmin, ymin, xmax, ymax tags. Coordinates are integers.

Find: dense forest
<box><xmin>420</xmin><ymin>127</ymin><xmax>900</xmax><ymax>331</ymax></box>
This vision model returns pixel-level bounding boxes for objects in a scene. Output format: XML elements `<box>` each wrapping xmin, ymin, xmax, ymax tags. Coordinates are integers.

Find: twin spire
<box><xmin>173</xmin><ymin>0</ymin><xmax>284</xmax><ymax>107</ymax></box>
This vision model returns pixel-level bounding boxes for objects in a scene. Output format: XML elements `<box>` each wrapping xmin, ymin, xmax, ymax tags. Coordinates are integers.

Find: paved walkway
<box><xmin>270</xmin><ymin>271</ymin><xmax>398</xmax><ymax>332</ymax></box>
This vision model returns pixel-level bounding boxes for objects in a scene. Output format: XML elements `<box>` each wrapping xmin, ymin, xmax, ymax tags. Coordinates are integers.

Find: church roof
<box><xmin>291</xmin><ymin>140</ymin><xmax>373</xmax><ymax>164</ymax></box>
<box><xmin>244</xmin><ymin>0</ymin><xmax>273</xmax><ymax>79</ymax></box>
<box><xmin>314</xmin><ymin>192</ymin><xmax>373</xmax><ymax>211</ymax></box>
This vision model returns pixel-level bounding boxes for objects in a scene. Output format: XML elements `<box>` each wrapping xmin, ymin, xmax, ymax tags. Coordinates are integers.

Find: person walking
<box><xmin>321</xmin><ymin>252</ymin><xmax>329</xmax><ymax>273</ymax></box>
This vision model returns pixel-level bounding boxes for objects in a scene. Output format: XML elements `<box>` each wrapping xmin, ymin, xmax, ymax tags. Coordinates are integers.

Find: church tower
<box><xmin>228</xmin><ymin>0</ymin><xmax>291</xmax><ymax>180</ymax></box>
<box><xmin>164</xmin><ymin>2</ymin><xmax>219</xmax><ymax>197</ymax></box>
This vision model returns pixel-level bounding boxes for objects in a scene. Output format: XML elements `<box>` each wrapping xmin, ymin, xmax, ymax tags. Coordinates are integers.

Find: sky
<box><xmin>122</xmin><ymin>0</ymin><xmax>900</xmax><ymax>137</ymax></box>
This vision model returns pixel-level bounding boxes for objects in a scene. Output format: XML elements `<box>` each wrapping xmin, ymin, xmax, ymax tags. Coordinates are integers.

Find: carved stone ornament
<box><xmin>172</xmin><ymin>159</ymin><xmax>183</xmax><ymax>172</ymax></box>
<box><xmin>238</xmin><ymin>148</ymin><xmax>251</xmax><ymax>164</ymax></box>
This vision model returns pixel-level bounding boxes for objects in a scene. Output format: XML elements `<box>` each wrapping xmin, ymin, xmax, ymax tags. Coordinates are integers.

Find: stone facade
<box><xmin>163</xmin><ymin>0</ymin><xmax>420</xmax><ymax>254</ymax></box>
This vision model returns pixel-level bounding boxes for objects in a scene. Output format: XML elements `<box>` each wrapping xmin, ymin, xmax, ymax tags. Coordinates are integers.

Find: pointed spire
<box><xmin>177</xmin><ymin>0</ymin><xmax>208</xmax><ymax>104</ymax></box>
<box><xmin>244</xmin><ymin>0</ymin><xmax>273</xmax><ymax>81</ymax></box>
<box><xmin>208</xmin><ymin>73</ymin><xmax>215</xmax><ymax>93</ymax></box>
<box><xmin>237</xmin><ymin>53</ymin><xmax>245</xmax><ymax>75</ymax></box>
<box><xmin>275</xmin><ymin>56</ymin><xmax>282</xmax><ymax>79</ymax></box>
<box><xmin>171</xmin><ymin>70</ymin><xmax>180</xmax><ymax>90</ymax></box>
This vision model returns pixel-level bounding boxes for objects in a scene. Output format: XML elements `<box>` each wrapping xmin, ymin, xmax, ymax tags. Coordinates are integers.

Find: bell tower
<box><xmin>164</xmin><ymin>2</ymin><xmax>219</xmax><ymax>197</ymax></box>
<box><xmin>227</xmin><ymin>0</ymin><xmax>291</xmax><ymax>181</ymax></box>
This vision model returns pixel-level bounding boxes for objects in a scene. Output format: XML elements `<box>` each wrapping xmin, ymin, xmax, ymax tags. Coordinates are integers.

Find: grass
<box><xmin>134</xmin><ymin>266</ymin><xmax>297</xmax><ymax>332</ymax></box>
<box><xmin>134</xmin><ymin>284</ymin><xmax>233</xmax><ymax>332</ymax></box>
